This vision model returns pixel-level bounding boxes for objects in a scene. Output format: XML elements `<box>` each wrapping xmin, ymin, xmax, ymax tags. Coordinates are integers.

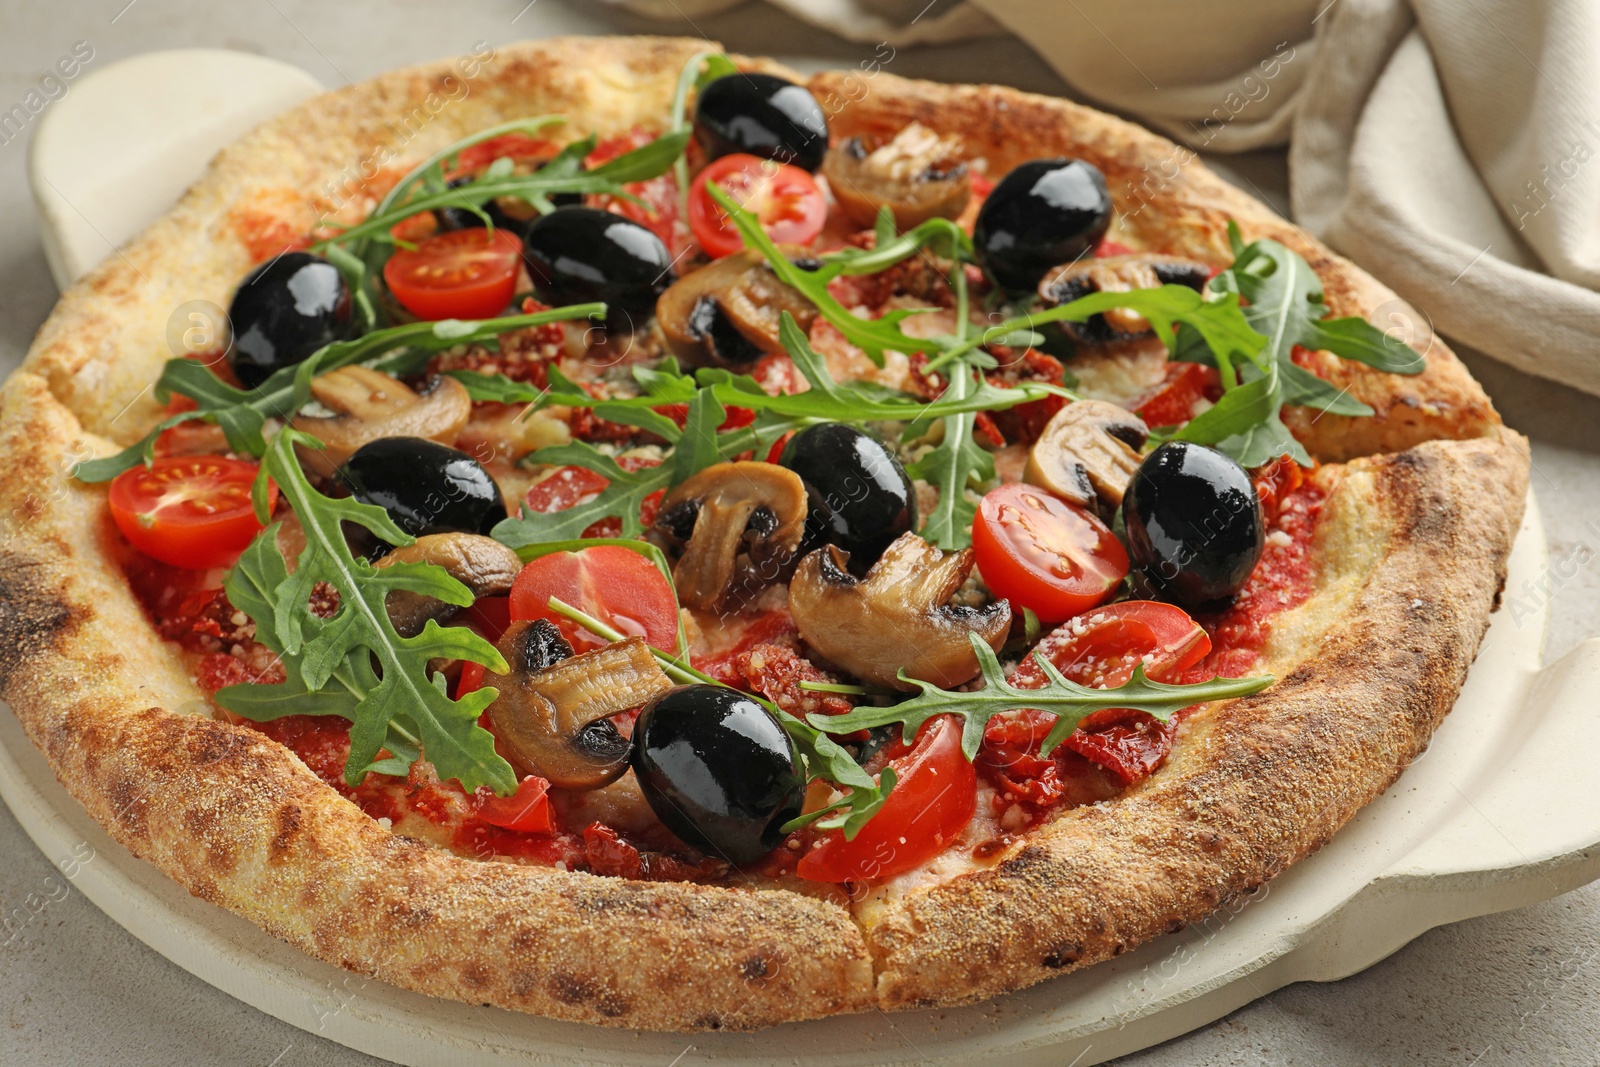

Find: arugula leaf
<box><xmin>905</xmin><ymin>366</ymin><xmax>994</xmax><ymax>549</ymax></box>
<box><xmin>494</xmin><ymin>442</ymin><xmax>674</xmax><ymax>543</ymax></box>
<box><xmin>215</xmin><ymin>429</ymin><xmax>515</xmax><ymax>793</ymax></box>
<box><xmin>812</xmin><ymin>634</ymin><xmax>1274</xmax><ymax>762</ymax></box>
<box><xmin>668</xmin><ymin>388</ymin><xmax>728</xmax><ymax>483</ymax></box>
<box><xmin>318</xmin><ymin>130</ymin><xmax>691</xmax><ymax>250</ymax></box>
<box><xmin>443</xmin><ymin>369</ymin><xmax>547</xmax><ymax>404</ymax></box>
<box><xmin>74</xmin><ymin>304</ymin><xmax>602</xmax><ymax>483</ymax></box>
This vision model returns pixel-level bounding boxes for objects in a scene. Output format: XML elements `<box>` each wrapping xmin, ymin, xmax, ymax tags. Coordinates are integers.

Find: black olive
<box><xmin>521</xmin><ymin>206</ymin><xmax>672</xmax><ymax>329</ymax></box>
<box><xmin>226</xmin><ymin>252</ymin><xmax>354</xmax><ymax>388</ymax></box>
<box><xmin>1121</xmin><ymin>441</ymin><xmax>1264</xmax><ymax>608</ymax></box>
<box><xmin>694</xmin><ymin>72</ymin><xmax>829</xmax><ymax>172</ymax></box>
<box><xmin>339</xmin><ymin>437</ymin><xmax>506</xmax><ymax>540</ymax></box>
<box><xmin>973</xmin><ymin>158</ymin><xmax>1112</xmax><ymax>292</ymax></box>
<box><xmin>779</xmin><ymin>423</ymin><xmax>915</xmax><ymax>566</ymax></box>
<box><xmin>632</xmin><ymin>685</ymin><xmax>804</xmax><ymax>865</ymax></box>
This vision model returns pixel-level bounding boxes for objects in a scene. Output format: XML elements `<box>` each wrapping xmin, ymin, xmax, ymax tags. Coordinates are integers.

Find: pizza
<box><xmin>0</xmin><ymin>36</ymin><xmax>1528</xmax><ymax>1031</ymax></box>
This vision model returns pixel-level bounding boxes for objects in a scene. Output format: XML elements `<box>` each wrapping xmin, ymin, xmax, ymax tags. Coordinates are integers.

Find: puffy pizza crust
<box><xmin>0</xmin><ymin>36</ymin><xmax>1528</xmax><ymax>1029</ymax></box>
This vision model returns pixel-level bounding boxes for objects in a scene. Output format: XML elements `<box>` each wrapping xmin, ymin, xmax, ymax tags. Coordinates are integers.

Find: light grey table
<box><xmin>3</xmin><ymin>2</ymin><xmax>1599</xmax><ymax>1064</ymax></box>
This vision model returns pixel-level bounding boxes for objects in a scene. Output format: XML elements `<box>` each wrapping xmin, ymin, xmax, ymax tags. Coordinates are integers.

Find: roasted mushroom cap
<box><xmin>1038</xmin><ymin>253</ymin><xmax>1211</xmax><ymax>344</ymax></box>
<box><xmin>292</xmin><ymin>366</ymin><xmax>471</xmax><ymax>477</ymax></box>
<box><xmin>1024</xmin><ymin>401</ymin><xmax>1150</xmax><ymax>512</ymax></box>
<box><xmin>486</xmin><ymin>620</ymin><xmax>673</xmax><ymax>790</ymax></box>
<box><xmin>656</xmin><ymin>248</ymin><xmax>818</xmax><ymax>368</ymax></box>
<box><xmin>655</xmin><ymin>461</ymin><xmax>809</xmax><ymax>613</ymax></box>
<box><xmin>822</xmin><ymin>123</ymin><xmax>971</xmax><ymax>231</ymax></box>
<box><xmin>789</xmin><ymin>532</ymin><xmax>1011</xmax><ymax>692</ymax></box>
<box><xmin>374</xmin><ymin>533</ymin><xmax>523</xmax><ymax>637</ymax></box>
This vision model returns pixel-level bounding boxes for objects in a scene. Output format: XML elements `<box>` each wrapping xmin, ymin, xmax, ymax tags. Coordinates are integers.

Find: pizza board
<box><xmin>10</xmin><ymin>47</ymin><xmax>1600</xmax><ymax>1067</ymax></box>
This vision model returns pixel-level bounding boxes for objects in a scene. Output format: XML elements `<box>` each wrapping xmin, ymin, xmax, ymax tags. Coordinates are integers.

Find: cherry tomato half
<box><xmin>476</xmin><ymin>775</ymin><xmax>554</xmax><ymax>833</ymax></box>
<box><xmin>796</xmin><ymin>715</ymin><xmax>976</xmax><ymax>884</ymax></box>
<box><xmin>688</xmin><ymin>153</ymin><xmax>827</xmax><ymax>259</ymax></box>
<box><xmin>972</xmin><ymin>483</ymin><xmax>1128</xmax><ymax>624</ymax></box>
<box><xmin>1010</xmin><ymin>600</ymin><xmax>1210</xmax><ymax>690</ymax></box>
<box><xmin>382</xmin><ymin>228</ymin><xmax>524</xmax><ymax>321</ymax></box>
<box><xmin>108</xmin><ymin>456</ymin><xmax>275</xmax><ymax>569</ymax></box>
<box><xmin>508</xmin><ymin>546</ymin><xmax>679</xmax><ymax>654</ymax></box>
<box><xmin>1005</xmin><ymin>600</ymin><xmax>1209</xmax><ymax>786</ymax></box>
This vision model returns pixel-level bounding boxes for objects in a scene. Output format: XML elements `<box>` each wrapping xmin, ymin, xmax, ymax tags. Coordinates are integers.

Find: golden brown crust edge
<box><xmin>865</xmin><ymin>429</ymin><xmax>1529</xmax><ymax>1008</ymax></box>
<box><xmin>0</xmin><ymin>371</ymin><xmax>875</xmax><ymax>1030</ymax></box>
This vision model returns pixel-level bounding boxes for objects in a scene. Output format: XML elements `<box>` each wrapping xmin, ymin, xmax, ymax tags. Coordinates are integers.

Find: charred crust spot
<box><xmin>0</xmin><ymin>554</ymin><xmax>76</xmax><ymax>692</ymax></box>
<box><xmin>269</xmin><ymin>803</ymin><xmax>303</xmax><ymax>863</ymax></box>
<box><xmin>740</xmin><ymin>953</ymin><xmax>775</xmax><ymax>983</ymax></box>
<box><xmin>550</xmin><ymin>973</ymin><xmax>630</xmax><ymax>1017</ymax></box>
<box><xmin>1042</xmin><ymin>942</ymin><xmax>1083</xmax><ymax>968</ymax></box>
<box><xmin>999</xmin><ymin>845</ymin><xmax>1052</xmax><ymax>875</ymax></box>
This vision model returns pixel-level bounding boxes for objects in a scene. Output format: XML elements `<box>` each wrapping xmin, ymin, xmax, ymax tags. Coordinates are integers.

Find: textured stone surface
<box><xmin>1</xmin><ymin>2</ymin><xmax>1596</xmax><ymax>1064</ymax></box>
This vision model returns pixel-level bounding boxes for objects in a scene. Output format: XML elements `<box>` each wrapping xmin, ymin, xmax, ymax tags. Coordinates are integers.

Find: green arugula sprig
<box><xmin>215</xmin><ymin>429</ymin><xmax>516</xmax><ymax>794</ymax></box>
<box><xmin>315</xmin><ymin>128</ymin><xmax>690</xmax><ymax>252</ymax></box>
<box><xmin>545</xmin><ymin>596</ymin><xmax>893</xmax><ymax>839</ymax></box>
<box><xmin>73</xmin><ymin>304</ymin><xmax>603</xmax><ymax>483</ymax></box>
<box><xmin>812</xmin><ymin>634</ymin><xmax>1275</xmax><ymax>761</ymax></box>
<box><xmin>1174</xmin><ymin>223</ymin><xmax>1424</xmax><ymax>466</ymax></box>
<box><xmin>670</xmin><ymin>50</ymin><xmax>739</xmax><ymax>212</ymax></box>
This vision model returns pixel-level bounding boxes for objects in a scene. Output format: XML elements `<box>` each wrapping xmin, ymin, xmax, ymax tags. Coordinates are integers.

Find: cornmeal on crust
<box><xmin>0</xmin><ymin>36</ymin><xmax>1528</xmax><ymax>1030</ymax></box>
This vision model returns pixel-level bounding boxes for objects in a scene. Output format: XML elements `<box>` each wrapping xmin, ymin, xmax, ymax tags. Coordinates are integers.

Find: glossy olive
<box><xmin>631</xmin><ymin>685</ymin><xmax>804</xmax><ymax>866</ymax></box>
<box><xmin>973</xmin><ymin>158</ymin><xmax>1112</xmax><ymax>291</ymax></box>
<box><xmin>779</xmin><ymin>423</ymin><xmax>915</xmax><ymax>566</ymax></box>
<box><xmin>339</xmin><ymin>437</ymin><xmax>506</xmax><ymax>540</ymax></box>
<box><xmin>694</xmin><ymin>72</ymin><xmax>829</xmax><ymax>172</ymax></box>
<box><xmin>521</xmin><ymin>207</ymin><xmax>672</xmax><ymax>328</ymax></box>
<box><xmin>1121</xmin><ymin>441</ymin><xmax>1264</xmax><ymax>608</ymax></box>
<box><xmin>226</xmin><ymin>252</ymin><xmax>353</xmax><ymax>388</ymax></box>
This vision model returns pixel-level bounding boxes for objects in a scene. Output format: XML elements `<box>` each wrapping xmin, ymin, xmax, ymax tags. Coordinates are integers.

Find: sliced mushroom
<box><xmin>291</xmin><ymin>366</ymin><xmax>470</xmax><ymax>476</ymax></box>
<box><xmin>486</xmin><ymin>619</ymin><xmax>673</xmax><ymax>790</ymax></box>
<box><xmin>1038</xmin><ymin>253</ymin><xmax>1211</xmax><ymax>345</ymax></box>
<box><xmin>1024</xmin><ymin>401</ymin><xmax>1150</xmax><ymax>511</ymax></box>
<box><xmin>375</xmin><ymin>533</ymin><xmax>523</xmax><ymax>637</ymax></box>
<box><xmin>657</xmin><ymin>248</ymin><xmax>818</xmax><ymax>368</ymax></box>
<box><xmin>822</xmin><ymin>123</ymin><xmax>971</xmax><ymax>230</ymax></box>
<box><xmin>654</xmin><ymin>461</ymin><xmax>808</xmax><ymax>613</ymax></box>
<box><xmin>789</xmin><ymin>532</ymin><xmax>1011</xmax><ymax>692</ymax></box>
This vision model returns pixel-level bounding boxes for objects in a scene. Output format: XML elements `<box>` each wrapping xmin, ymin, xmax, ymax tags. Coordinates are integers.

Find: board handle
<box><xmin>1382</xmin><ymin>637</ymin><xmax>1600</xmax><ymax>887</ymax></box>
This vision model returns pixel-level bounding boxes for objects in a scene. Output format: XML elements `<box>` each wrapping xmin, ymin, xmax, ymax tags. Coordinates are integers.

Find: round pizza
<box><xmin>0</xmin><ymin>36</ymin><xmax>1528</xmax><ymax>1031</ymax></box>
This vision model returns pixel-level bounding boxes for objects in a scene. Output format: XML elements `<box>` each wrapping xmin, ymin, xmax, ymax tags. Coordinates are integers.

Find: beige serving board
<box><xmin>11</xmin><ymin>48</ymin><xmax>1600</xmax><ymax>1067</ymax></box>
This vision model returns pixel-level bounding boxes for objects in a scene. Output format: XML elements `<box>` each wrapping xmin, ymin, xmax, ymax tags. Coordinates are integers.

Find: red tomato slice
<box><xmin>1130</xmin><ymin>361</ymin><xmax>1221</xmax><ymax>429</ymax></box>
<box><xmin>108</xmin><ymin>456</ymin><xmax>275</xmax><ymax>569</ymax></box>
<box><xmin>382</xmin><ymin>228</ymin><xmax>524</xmax><ymax>321</ymax></box>
<box><xmin>797</xmin><ymin>715</ymin><xmax>976</xmax><ymax>884</ymax></box>
<box><xmin>477</xmin><ymin>775</ymin><xmax>554</xmax><ymax>833</ymax></box>
<box><xmin>1006</xmin><ymin>601</ymin><xmax>1209</xmax><ymax>786</ymax></box>
<box><xmin>972</xmin><ymin>483</ymin><xmax>1128</xmax><ymax>624</ymax></box>
<box><xmin>455</xmin><ymin>659</ymin><xmax>487</xmax><ymax>699</ymax></box>
<box><xmin>451</xmin><ymin>133</ymin><xmax>559</xmax><ymax>175</ymax></box>
<box><xmin>1010</xmin><ymin>600</ymin><xmax>1210</xmax><ymax>690</ymax></box>
<box><xmin>689</xmin><ymin>153</ymin><xmax>827</xmax><ymax>259</ymax></box>
<box><xmin>508</xmin><ymin>546</ymin><xmax>679</xmax><ymax>654</ymax></box>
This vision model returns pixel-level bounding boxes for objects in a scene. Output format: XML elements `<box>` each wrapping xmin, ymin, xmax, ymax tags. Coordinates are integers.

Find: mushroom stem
<box><xmin>292</xmin><ymin>366</ymin><xmax>470</xmax><ymax>477</ymax></box>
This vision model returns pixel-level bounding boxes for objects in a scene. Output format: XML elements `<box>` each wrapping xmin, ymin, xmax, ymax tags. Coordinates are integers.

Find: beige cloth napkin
<box><xmin>608</xmin><ymin>0</ymin><xmax>1600</xmax><ymax>395</ymax></box>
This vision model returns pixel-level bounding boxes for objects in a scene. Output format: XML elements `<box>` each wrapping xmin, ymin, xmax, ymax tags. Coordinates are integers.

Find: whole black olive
<box><xmin>632</xmin><ymin>685</ymin><xmax>804</xmax><ymax>866</ymax></box>
<box><xmin>521</xmin><ymin>207</ymin><xmax>672</xmax><ymax>329</ymax></box>
<box><xmin>339</xmin><ymin>437</ymin><xmax>506</xmax><ymax>540</ymax></box>
<box><xmin>973</xmin><ymin>158</ymin><xmax>1112</xmax><ymax>292</ymax></box>
<box><xmin>694</xmin><ymin>72</ymin><xmax>829</xmax><ymax>172</ymax></box>
<box><xmin>779</xmin><ymin>423</ymin><xmax>914</xmax><ymax>566</ymax></box>
<box><xmin>1121</xmin><ymin>441</ymin><xmax>1264</xmax><ymax>608</ymax></box>
<box><xmin>227</xmin><ymin>252</ymin><xmax>354</xmax><ymax>388</ymax></box>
